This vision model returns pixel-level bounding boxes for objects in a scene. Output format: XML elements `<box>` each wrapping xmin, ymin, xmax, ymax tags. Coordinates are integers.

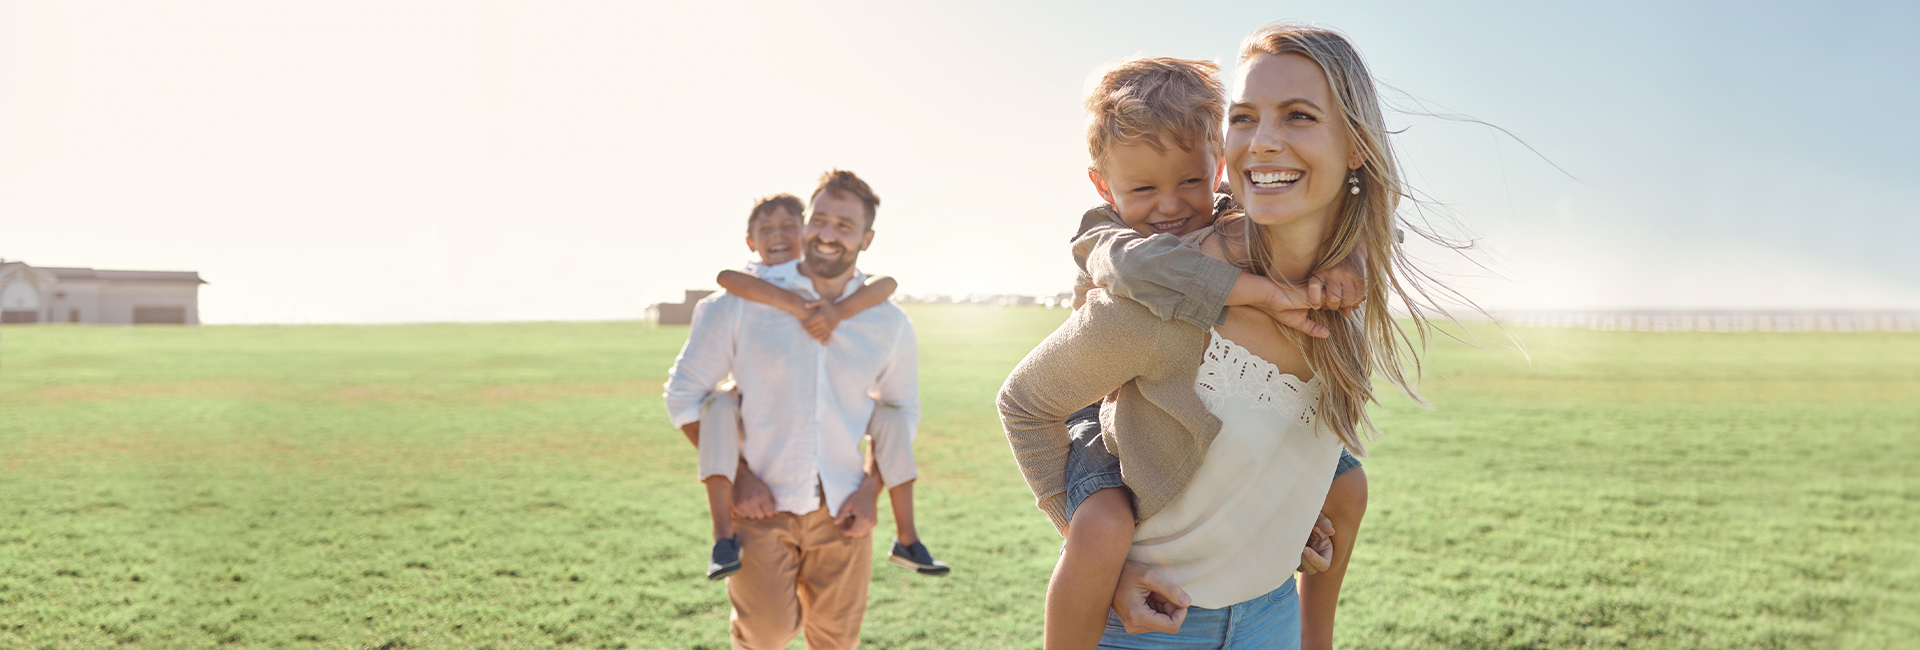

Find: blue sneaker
<box><xmin>707</xmin><ymin>536</ymin><xmax>741</xmax><ymax>580</ymax></box>
<box><xmin>888</xmin><ymin>538</ymin><xmax>950</xmax><ymax>576</ymax></box>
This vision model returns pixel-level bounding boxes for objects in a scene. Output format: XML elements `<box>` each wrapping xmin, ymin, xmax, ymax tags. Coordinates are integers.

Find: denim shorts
<box><xmin>1060</xmin><ymin>404</ymin><xmax>1362</xmax><ymax>523</ymax></box>
<box><xmin>1099</xmin><ymin>575</ymin><xmax>1301</xmax><ymax>649</ymax></box>
<box><xmin>1063</xmin><ymin>403</ymin><xmax>1130</xmax><ymax>523</ymax></box>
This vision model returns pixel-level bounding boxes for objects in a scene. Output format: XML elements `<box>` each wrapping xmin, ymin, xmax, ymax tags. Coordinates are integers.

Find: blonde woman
<box><xmin>1001</xmin><ymin>22</ymin><xmax>1464</xmax><ymax>649</ymax></box>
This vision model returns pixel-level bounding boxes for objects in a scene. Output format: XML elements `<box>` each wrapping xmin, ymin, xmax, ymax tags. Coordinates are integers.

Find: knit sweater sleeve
<box><xmin>998</xmin><ymin>291</ymin><xmax>1159</xmax><ymax>535</ymax></box>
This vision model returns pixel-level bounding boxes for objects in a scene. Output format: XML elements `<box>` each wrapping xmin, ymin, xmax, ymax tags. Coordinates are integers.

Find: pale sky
<box><xmin>3</xmin><ymin>0</ymin><xmax>1916</xmax><ymax>323</ymax></box>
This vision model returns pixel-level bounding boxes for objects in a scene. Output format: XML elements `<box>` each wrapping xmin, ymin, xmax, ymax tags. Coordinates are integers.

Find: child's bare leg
<box><xmin>1300</xmin><ymin>468</ymin><xmax>1367</xmax><ymax>650</ymax></box>
<box><xmin>1047</xmin><ymin>487</ymin><xmax>1134</xmax><ymax>650</ymax></box>
<box><xmin>704</xmin><ymin>475</ymin><xmax>736</xmax><ymax>541</ymax></box>
<box><xmin>888</xmin><ymin>480</ymin><xmax>918</xmax><ymax>545</ymax></box>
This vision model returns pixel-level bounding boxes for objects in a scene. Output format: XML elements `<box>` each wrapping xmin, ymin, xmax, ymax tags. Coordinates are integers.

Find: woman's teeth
<box><xmin>1251</xmin><ymin>170</ymin><xmax>1302</xmax><ymax>188</ymax></box>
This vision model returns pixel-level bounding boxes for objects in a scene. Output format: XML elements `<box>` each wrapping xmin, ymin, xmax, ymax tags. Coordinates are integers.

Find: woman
<box><xmin>1001</xmin><ymin>22</ymin><xmax>1465</xmax><ymax>649</ymax></box>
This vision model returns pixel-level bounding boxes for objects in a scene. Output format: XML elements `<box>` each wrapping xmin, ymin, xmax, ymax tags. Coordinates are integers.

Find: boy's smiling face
<box><xmin>746</xmin><ymin>206</ymin><xmax>803</xmax><ymax>265</ymax></box>
<box><xmin>1089</xmin><ymin>135</ymin><xmax>1223</xmax><ymax>237</ymax></box>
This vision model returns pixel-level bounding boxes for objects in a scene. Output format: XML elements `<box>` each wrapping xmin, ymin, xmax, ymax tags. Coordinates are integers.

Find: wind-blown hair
<box><xmin>1231</xmin><ymin>22</ymin><xmax>1483</xmax><ymax>456</ymax></box>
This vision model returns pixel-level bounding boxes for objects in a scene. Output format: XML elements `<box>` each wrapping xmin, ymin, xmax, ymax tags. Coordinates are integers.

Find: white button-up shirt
<box><xmin>663</xmin><ymin>260</ymin><xmax>920</xmax><ymax>517</ymax></box>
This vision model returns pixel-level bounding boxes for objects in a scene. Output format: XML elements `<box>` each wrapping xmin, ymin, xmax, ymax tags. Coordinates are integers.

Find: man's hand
<box><xmin>1299</xmin><ymin>513</ymin><xmax>1335</xmax><ymax>574</ymax></box>
<box><xmin>799</xmin><ymin>300</ymin><xmax>844</xmax><ymax>343</ymax></box>
<box><xmin>731</xmin><ymin>460</ymin><xmax>776</xmax><ymax>520</ymax></box>
<box><xmin>1110</xmin><ymin>560</ymin><xmax>1190</xmax><ymax>635</ymax></box>
<box><xmin>834</xmin><ymin>472</ymin><xmax>882</xmax><ymax>538</ymax></box>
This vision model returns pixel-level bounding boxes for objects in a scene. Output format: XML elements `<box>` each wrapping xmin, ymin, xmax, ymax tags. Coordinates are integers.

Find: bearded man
<box><xmin>663</xmin><ymin>169</ymin><xmax>920</xmax><ymax>650</ymax></box>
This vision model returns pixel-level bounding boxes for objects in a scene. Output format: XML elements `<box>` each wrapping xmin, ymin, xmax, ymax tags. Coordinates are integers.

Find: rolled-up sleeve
<box><xmin>872</xmin><ymin>319</ymin><xmax>921</xmax><ymax>435</ymax></box>
<box><xmin>663</xmin><ymin>297</ymin><xmax>737</xmax><ymax>428</ymax></box>
<box><xmin>1072</xmin><ymin>220</ymin><xmax>1240</xmax><ymax>329</ymax></box>
<box><xmin>869</xmin><ymin>321</ymin><xmax>922</xmax><ymax>488</ymax></box>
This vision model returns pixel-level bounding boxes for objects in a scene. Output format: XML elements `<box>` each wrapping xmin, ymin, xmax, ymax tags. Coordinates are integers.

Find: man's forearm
<box><xmin>680</xmin><ymin>422</ymin><xmax>700</xmax><ymax>448</ymax></box>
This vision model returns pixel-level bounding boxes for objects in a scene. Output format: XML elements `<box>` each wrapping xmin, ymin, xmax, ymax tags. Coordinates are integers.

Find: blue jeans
<box><xmin>1098</xmin><ymin>576</ymin><xmax>1301</xmax><ymax>649</ymax></box>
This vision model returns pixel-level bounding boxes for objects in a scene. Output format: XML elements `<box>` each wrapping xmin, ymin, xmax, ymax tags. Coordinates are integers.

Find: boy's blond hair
<box><xmin>1084</xmin><ymin>57</ymin><xmax>1226</xmax><ymax>171</ymax></box>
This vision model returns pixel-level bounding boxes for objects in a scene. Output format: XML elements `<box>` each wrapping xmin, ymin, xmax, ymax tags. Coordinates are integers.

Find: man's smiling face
<box><xmin>803</xmin><ymin>190</ymin><xmax>874</xmax><ymax>279</ymax></box>
<box><xmin>746</xmin><ymin>206</ymin><xmax>803</xmax><ymax>265</ymax></box>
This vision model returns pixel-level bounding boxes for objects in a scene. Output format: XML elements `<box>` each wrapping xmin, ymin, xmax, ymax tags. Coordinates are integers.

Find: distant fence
<box><xmin>1487</xmin><ymin>312</ymin><xmax>1919</xmax><ymax>333</ymax></box>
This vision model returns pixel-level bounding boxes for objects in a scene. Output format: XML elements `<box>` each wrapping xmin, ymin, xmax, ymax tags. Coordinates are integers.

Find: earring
<box><xmin>1347</xmin><ymin>172</ymin><xmax>1361</xmax><ymax>195</ymax></box>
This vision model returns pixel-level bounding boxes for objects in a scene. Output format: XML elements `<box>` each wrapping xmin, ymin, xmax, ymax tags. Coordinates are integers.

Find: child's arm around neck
<box><xmin>716</xmin><ymin>269</ymin><xmax>810</xmax><ymax>320</ymax></box>
<box><xmin>1075</xmin><ymin>207</ymin><xmax>1332</xmax><ymax>338</ymax></box>
<box><xmin>715</xmin><ymin>267</ymin><xmax>897</xmax><ymax>342</ymax></box>
<box><xmin>799</xmin><ymin>275</ymin><xmax>896</xmax><ymax>343</ymax></box>
<box><xmin>1072</xmin><ymin>207</ymin><xmax>1241</xmax><ymax>329</ymax></box>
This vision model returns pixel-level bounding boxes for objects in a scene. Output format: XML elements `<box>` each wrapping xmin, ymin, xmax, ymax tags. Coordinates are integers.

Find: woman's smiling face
<box><xmin>1226</xmin><ymin>52</ymin><xmax>1362</xmax><ymax>230</ymax></box>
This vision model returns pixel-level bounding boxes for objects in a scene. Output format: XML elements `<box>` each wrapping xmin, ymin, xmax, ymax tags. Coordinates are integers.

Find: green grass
<box><xmin>0</xmin><ymin>307</ymin><xmax>1914</xmax><ymax>648</ymax></box>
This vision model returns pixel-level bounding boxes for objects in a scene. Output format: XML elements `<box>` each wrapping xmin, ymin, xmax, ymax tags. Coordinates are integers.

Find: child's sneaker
<box><xmin>887</xmin><ymin>538</ymin><xmax>950</xmax><ymax>576</ymax></box>
<box><xmin>707</xmin><ymin>536</ymin><xmax>741</xmax><ymax>580</ymax></box>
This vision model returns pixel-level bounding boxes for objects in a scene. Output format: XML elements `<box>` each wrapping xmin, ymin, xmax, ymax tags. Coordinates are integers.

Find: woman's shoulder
<box><xmin>1079</xmin><ymin>288</ymin><xmax>1177</xmax><ymax>326</ymax></box>
<box><xmin>1077</xmin><ymin>290</ymin><xmax>1208</xmax><ymax>356</ymax></box>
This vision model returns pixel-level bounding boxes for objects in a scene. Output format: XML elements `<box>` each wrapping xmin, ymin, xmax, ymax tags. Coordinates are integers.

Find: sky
<box><xmin>3</xmin><ymin>0</ymin><xmax>1916</xmax><ymax>323</ymax></box>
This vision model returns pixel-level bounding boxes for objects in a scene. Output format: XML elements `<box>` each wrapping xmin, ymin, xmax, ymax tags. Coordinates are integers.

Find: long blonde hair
<box><xmin>1231</xmin><ymin>22</ymin><xmax>1482</xmax><ymax>456</ymax></box>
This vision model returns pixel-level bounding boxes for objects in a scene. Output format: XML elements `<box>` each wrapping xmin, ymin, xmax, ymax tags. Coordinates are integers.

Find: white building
<box><xmin>0</xmin><ymin>259</ymin><xmax>206</xmax><ymax>325</ymax></box>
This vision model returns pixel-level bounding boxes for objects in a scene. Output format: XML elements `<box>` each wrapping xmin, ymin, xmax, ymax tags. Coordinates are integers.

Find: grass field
<box><xmin>1</xmin><ymin>305</ymin><xmax>1915</xmax><ymax>649</ymax></box>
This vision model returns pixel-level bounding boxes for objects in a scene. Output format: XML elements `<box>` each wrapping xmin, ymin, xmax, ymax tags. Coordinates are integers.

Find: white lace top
<box><xmin>1126</xmin><ymin>330</ymin><xmax>1343</xmax><ymax>608</ymax></box>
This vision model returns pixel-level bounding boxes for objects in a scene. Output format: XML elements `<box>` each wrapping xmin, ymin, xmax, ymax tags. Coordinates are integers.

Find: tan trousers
<box><xmin>727</xmin><ymin>503</ymin><xmax>873</xmax><ymax>650</ymax></box>
<box><xmin>698</xmin><ymin>388</ymin><xmax>918</xmax><ymax>489</ymax></box>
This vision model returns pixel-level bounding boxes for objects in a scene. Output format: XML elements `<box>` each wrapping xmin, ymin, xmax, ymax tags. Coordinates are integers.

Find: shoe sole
<box><xmin>708</xmin><ymin>563</ymin><xmax>741</xmax><ymax>581</ymax></box>
<box><xmin>888</xmin><ymin>555</ymin><xmax>950</xmax><ymax>576</ymax></box>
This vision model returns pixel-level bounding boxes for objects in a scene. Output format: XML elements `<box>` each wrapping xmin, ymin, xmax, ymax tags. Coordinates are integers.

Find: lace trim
<box><xmin>1194</xmin><ymin>330</ymin><xmax>1318</xmax><ymax>424</ymax></box>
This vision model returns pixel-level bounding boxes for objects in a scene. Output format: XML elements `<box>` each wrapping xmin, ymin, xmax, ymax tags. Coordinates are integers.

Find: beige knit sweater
<box><xmin>997</xmin><ymin>287</ymin><xmax>1223</xmax><ymax>534</ymax></box>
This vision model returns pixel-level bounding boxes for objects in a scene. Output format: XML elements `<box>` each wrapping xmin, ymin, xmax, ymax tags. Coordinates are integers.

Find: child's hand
<box><xmin>1251</xmin><ymin>277</ymin><xmax>1331</xmax><ymax>339</ymax></box>
<box><xmin>1298</xmin><ymin>513</ymin><xmax>1335</xmax><ymax>574</ymax></box>
<box><xmin>1309</xmin><ymin>256</ymin><xmax>1366</xmax><ymax>317</ymax></box>
<box><xmin>800</xmin><ymin>300</ymin><xmax>843</xmax><ymax>343</ymax></box>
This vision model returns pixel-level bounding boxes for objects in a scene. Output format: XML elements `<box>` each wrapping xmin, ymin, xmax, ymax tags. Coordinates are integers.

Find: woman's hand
<box><xmin>1110</xmin><ymin>561</ymin><xmax>1190</xmax><ymax>635</ymax></box>
<box><xmin>1299</xmin><ymin>513</ymin><xmax>1335</xmax><ymax>574</ymax></box>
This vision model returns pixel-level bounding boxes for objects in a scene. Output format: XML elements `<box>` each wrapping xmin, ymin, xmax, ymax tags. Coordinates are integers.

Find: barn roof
<box><xmin>38</xmin><ymin>267</ymin><xmax>208</xmax><ymax>284</ymax></box>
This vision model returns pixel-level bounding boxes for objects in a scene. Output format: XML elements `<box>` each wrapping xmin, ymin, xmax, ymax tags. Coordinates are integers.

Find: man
<box><xmin>664</xmin><ymin>170</ymin><xmax>919</xmax><ymax>649</ymax></box>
